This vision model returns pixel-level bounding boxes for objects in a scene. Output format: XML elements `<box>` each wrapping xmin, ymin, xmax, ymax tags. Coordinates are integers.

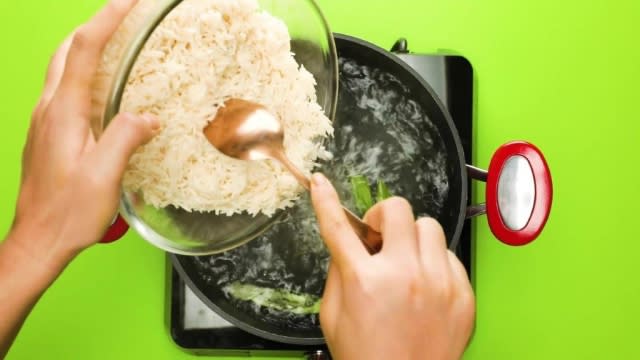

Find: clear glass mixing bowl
<box><xmin>92</xmin><ymin>0</ymin><xmax>338</xmax><ymax>255</ymax></box>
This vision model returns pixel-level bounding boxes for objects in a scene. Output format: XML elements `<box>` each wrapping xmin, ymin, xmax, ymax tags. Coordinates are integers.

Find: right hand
<box><xmin>310</xmin><ymin>173</ymin><xmax>475</xmax><ymax>360</ymax></box>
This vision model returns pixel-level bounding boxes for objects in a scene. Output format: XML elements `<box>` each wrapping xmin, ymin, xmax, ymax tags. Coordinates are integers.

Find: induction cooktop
<box><xmin>165</xmin><ymin>37</ymin><xmax>475</xmax><ymax>359</ymax></box>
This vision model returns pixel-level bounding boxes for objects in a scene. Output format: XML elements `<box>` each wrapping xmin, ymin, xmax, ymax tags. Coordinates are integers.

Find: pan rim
<box><xmin>169</xmin><ymin>33</ymin><xmax>469</xmax><ymax>346</ymax></box>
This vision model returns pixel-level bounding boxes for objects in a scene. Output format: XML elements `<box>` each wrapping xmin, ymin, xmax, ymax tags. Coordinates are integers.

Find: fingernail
<box><xmin>312</xmin><ymin>173</ymin><xmax>327</xmax><ymax>187</ymax></box>
<box><xmin>142</xmin><ymin>113</ymin><xmax>161</xmax><ymax>131</ymax></box>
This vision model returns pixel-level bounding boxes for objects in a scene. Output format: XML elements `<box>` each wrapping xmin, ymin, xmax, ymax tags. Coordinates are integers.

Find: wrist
<box><xmin>3</xmin><ymin>222</ymin><xmax>76</xmax><ymax>283</ymax></box>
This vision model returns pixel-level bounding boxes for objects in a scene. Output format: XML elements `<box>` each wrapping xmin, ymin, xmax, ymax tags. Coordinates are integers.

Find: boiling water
<box><xmin>189</xmin><ymin>55</ymin><xmax>450</xmax><ymax>330</ymax></box>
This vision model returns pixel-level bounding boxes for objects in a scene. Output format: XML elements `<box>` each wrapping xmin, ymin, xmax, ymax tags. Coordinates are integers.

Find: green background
<box><xmin>1</xmin><ymin>0</ymin><xmax>639</xmax><ymax>359</ymax></box>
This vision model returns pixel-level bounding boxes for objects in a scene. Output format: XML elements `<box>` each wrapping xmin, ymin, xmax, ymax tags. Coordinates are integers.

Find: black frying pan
<box><xmin>170</xmin><ymin>33</ymin><xmax>552</xmax><ymax>345</ymax></box>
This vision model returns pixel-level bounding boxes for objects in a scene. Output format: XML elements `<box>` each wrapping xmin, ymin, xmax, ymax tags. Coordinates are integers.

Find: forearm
<box><xmin>0</xmin><ymin>227</ymin><xmax>70</xmax><ymax>359</ymax></box>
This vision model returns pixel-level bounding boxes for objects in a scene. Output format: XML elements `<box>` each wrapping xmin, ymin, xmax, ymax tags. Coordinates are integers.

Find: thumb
<box><xmin>310</xmin><ymin>173</ymin><xmax>368</xmax><ymax>267</ymax></box>
<box><xmin>89</xmin><ymin>112</ymin><xmax>160</xmax><ymax>183</ymax></box>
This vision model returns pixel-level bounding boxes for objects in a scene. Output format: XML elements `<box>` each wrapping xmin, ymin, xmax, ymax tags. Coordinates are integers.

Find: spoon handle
<box><xmin>275</xmin><ymin>151</ymin><xmax>312</xmax><ymax>190</ymax></box>
<box><xmin>275</xmin><ymin>151</ymin><xmax>382</xmax><ymax>254</ymax></box>
<box><xmin>342</xmin><ymin>207</ymin><xmax>383</xmax><ymax>254</ymax></box>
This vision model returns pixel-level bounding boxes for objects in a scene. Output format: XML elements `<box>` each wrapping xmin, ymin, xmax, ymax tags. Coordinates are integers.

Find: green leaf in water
<box><xmin>350</xmin><ymin>175</ymin><xmax>374</xmax><ymax>215</ymax></box>
<box><xmin>376</xmin><ymin>179</ymin><xmax>392</xmax><ymax>201</ymax></box>
<box><xmin>224</xmin><ymin>282</ymin><xmax>321</xmax><ymax>315</ymax></box>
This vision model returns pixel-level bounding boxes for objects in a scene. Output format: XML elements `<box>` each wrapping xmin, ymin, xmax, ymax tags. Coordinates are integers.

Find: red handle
<box><xmin>485</xmin><ymin>141</ymin><xmax>552</xmax><ymax>246</ymax></box>
<box><xmin>100</xmin><ymin>214</ymin><xmax>129</xmax><ymax>244</ymax></box>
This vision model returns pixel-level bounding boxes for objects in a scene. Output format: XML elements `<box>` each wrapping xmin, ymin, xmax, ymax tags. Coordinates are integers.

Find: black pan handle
<box><xmin>465</xmin><ymin>141</ymin><xmax>553</xmax><ymax>246</ymax></box>
<box><xmin>390</xmin><ymin>38</ymin><xmax>409</xmax><ymax>53</ymax></box>
<box><xmin>465</xmin><ymin>165</ymin><xmax>488</xmax><ymax>217</ymax></box>
<box><xmin>466</xmin><ymin>165</ymin><xmax>488</xmax><ymax>182</ymax></box>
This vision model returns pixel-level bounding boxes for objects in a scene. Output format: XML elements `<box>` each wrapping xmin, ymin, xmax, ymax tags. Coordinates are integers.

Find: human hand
<box><xmin>310</xmin><ymin>173</ymin><xmax>476</xmax><ymax>360</ymax></box>
<box><xmin>8</xmin><ymin>0</ymin><xmax>158</xmax><ymax>272</ymax></box>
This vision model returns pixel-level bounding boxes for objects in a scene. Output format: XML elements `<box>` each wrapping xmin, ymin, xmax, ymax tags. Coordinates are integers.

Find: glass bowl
<box><xmin>92</xmin><ymin>0</ymin><xmax>338</xmax><ymax>255</ymax></box>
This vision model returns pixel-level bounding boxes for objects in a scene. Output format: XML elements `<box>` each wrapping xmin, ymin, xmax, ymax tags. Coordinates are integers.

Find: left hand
<box><xmin>9</xmin><ymin>0</ymin><xmax>158</xmax><ymax>271</ymax></box>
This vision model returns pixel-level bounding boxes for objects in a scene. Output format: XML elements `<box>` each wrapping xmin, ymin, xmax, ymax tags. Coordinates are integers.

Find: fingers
<box><xmin>32</xmin><ymin>33</ymin><xmax>74</xmax><ymax>122</ymax></box>
<box><xmin>446</xmin><ymin>250</ymin><xmax>475</xmax><ymax>322</ymax></box>
<box><xmin>446</xmin><ymin>250</ymin><xmax>472</xmax><ymax>289</ymax></box>
<box><xmin>87</xmin><ymin>112</ymin><xmax>159</xmax><ymax>184</ymax></box>
<box><xmin>319</xmin><ymin>259</ymin><xmax>341</xmax><ymax>345</ymax></box>
<box><xmin>42</xmin><ymin>34</ymin><xmax>75</xmax><ymax>105</ymax></box>
<box><xmin>310</xmin><ymin>173</ymin><xmax>368</xmax><ymax>267</ymax></box>
<box><xmin>23</xmin><ymin>34</ymin><xmax>76</xmax><ymax>176</ymax></box>
<box><xmin>57</xmin><ymin>0</ymin><xmax>138</xmax><ymax>106</ymax></box>
<box><xmin>363</xmin><ymin>197</ymin><xmax>418</xmax><ymax>257</ymax></box>
<box><xmin>416</xmin><ymin>217</ymin><xmax>449</xmax><ymax>271</ymax></box>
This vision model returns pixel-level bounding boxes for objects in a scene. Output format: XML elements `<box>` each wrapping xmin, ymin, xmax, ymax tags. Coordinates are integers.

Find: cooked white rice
<box><xmin>92</xmin><ymin>0</ymin><xmax>333</xmax><ymax>216</ymax></box>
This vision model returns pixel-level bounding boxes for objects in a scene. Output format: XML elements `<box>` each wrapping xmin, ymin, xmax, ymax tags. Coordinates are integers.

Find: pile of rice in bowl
<box><xmin>91</xmin><ymin>0</ymin><xmax>333</xmax><ymax>217</ymax></box>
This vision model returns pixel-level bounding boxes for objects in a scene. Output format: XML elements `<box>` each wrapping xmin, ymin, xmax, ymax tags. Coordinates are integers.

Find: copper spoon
<box><xmin>203</xmin><ymin>98</ymin><xmax>382</xmax><ymax>254</ymax></box>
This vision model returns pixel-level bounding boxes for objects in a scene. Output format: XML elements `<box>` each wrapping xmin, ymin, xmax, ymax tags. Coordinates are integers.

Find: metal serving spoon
<box><xmin>203</xmin><ymin>98</ymin><xmax>382</xmax><ymax>254</ymax></box>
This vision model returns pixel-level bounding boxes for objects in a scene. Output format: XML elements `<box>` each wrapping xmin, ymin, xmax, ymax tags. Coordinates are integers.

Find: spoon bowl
<box><xmin>204</xmin><ymin>98</ymin><xmax>382</xmax><ymax>253</ymax></box>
